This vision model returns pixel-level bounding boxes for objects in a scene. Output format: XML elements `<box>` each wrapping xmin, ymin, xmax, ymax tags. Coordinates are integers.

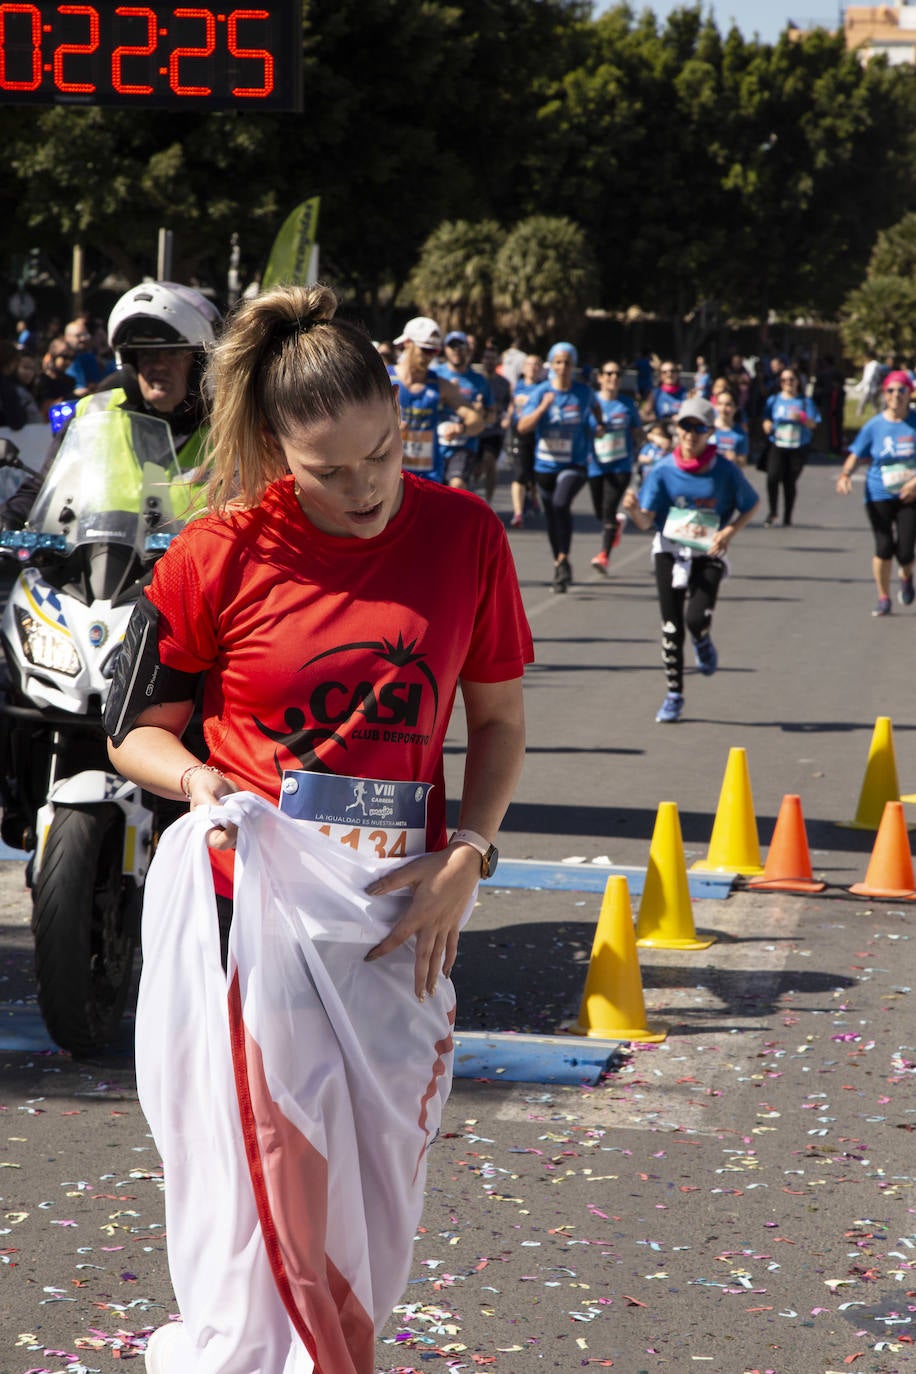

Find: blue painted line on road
<box><xmin>453</xmin><ymin>1030</ymin><xmax>623</xmax><ymax>1086</ymax></box>
<box><xmin>0</xmin><ymin>1005</ymin><xmax>56</xmax><ymax>1052</ymax></box>
<box><xmin>488</xmin><ymin>858</ymin><xmax>735</xmax><ymax>900</ymax></box>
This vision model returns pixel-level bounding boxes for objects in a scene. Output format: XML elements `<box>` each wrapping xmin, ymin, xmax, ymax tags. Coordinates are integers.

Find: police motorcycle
<box><xmin>0</xmin><ymin>407</ymin><xmax>191</xmax><ymax>1056</ymax></box>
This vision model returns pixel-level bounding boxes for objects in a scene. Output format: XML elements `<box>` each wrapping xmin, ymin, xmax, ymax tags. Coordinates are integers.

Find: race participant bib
<box><xmin>774</xmin><ymin>422</ymin><xmax>802</xmax><ymax>449</ymax></box>
<box><xmin>594</xmin><ymin>429</ymin><xmax>627</xmax><ymax>464</ymax></box>
<box><xmin>403</xmin><ymin>430</ymin><xmax>434</xmax><ymax>470</ymax></box>
<box><xmin>881</xmin><ymin>460</ymin><xmax>916</xmax><ymax>494</ymax></box>
<box><xmin>538</xmin><ymin>431</ymin><xmax>573</xmax><ymax>465</ymax></box>
<box><xmin>279</xmin><ymin>771</ymin><xmax>432</xmax><ymax>860</ymax></box>
<box><xmin>662</xmin><ymin>506</ymin><xmax>720</xmax><ymax>552</ymax></box>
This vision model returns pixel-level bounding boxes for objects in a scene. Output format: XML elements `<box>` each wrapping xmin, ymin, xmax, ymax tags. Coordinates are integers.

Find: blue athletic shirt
<box><xmin>588</xmin><ymin>395</ymin><xmax>642</xmax><ymax>477</ymax></box>
<box><xmin>850</xmin><ymin>413</ymin><xmax>916</xmax><ymax>503</ymax></box>
<box><xmin>637</xmin><ymin>440</ymin><xmax>668</xmax><ymax>474</ymax></box>
<box><xmin>712</xmin><ymin>425</ymin><xmax>749</xmax><ymax>464</ymax></box>
<box><xmin>523</xmin><ymin>379</ymin><xmax>596</xmax><ymax>474</ymax></box>
<box><xmin>763</xmin><ymin>393</ymin><xmax>820</xmax><ymax>450</ymax></box>
<box><xmin>432</xmin><ymin>364</ymin><xmax>492</xmax><ymax>461</ymax></box>
<box><xmin>649</xmin><ymin>385</ymin><xmax>686</xmax><ymax>420</ymax></box>
<box><xmin>390</xmin><ymin>367</ymin><xmax>444</xmax><ymax>482</ymax></box>
<box><xmin>638</xmin><ymin>452</ymin><xmax>759</xmax><ymax>534</ymax></box>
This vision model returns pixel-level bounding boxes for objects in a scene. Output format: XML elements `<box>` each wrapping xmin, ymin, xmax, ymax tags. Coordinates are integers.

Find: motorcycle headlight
<box><xmin>14</xmin><ymin>605</ymin><xmax>82</xmax><ymax>677</ymax></box>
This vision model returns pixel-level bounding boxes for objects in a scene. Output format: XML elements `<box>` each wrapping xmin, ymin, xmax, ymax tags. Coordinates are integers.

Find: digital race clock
<box><xmin>0</xmin><ymin>0</ymin><xmax>302</xmax><ymax>109</ymax></box>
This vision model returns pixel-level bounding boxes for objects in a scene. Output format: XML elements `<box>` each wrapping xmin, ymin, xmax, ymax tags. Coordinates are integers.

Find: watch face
<box><xmin>482</xmin><ymin>845</ymin><xmax>499</xmax><ymax>879</ymax></box>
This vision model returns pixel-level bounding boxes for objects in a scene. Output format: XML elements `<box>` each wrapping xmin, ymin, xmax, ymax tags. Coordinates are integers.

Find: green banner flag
<box><xmin>261</xmin><ymin>196</ymin><xmax>320</xmax><ymax>290</ymax></box>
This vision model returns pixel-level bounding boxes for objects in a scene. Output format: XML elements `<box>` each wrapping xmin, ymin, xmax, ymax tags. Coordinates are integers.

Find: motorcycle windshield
<box><xmin>27</xmin><ymin>410</ymin><xmax>189</xmax><ymax>554</ymax></box>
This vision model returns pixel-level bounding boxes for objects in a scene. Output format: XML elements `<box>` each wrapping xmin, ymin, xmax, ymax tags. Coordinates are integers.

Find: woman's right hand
<box><xmin>185</xmin><ymin>768</ymin><xmax>240</xmax><ymax>849</ymax></box>
<box><xmin>836</xmin><ymin>473</ymin><xmax>853</xmax><ymax>495</ymax></box>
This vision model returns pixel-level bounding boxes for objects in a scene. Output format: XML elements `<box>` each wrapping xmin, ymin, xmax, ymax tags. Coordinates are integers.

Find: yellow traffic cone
<box><xmin>637</xmin><ymin>802</ymin><xmax>716</xmax><ymax>949</ymax></box>
<box><xmin>691</xmin><ymin>746</ymin><xmax>764</xmax><ymax>875</ymax></box>
<box><xmin>842</xmin><ymin>716</ymin><xmax>903</xmax><ymax>830</ymax></box>
<box><xmin>569</xmin><ymin>876</ymin><xmax>667</xmax><ymax>1042</ymax></box>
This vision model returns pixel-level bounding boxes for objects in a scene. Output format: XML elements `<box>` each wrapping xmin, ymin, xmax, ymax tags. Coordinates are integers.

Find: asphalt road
<box><xmin>3</xmin><ymin>454</ymin><xmax>916</xmax><ymax>1374</ymax></box>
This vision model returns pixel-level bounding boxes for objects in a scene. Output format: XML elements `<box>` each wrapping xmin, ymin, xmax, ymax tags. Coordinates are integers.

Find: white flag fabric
<box><xmin>136</xmin><ymin>792</ymin><xmax>469</xmax><ymax>1374</ymax></box>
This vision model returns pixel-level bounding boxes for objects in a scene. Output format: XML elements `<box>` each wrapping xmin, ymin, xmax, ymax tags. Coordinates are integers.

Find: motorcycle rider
<box><xmin>0</xmin><ymin>282</ymin><xmax>220</xmax><ymax>528</ymax></box>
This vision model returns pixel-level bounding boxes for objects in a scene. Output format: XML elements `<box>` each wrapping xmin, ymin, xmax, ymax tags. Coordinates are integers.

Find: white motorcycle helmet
<box><xmin>108</xmin><ymin>281</ymin><xmax>221</xmax><ymax>368</ymax></box>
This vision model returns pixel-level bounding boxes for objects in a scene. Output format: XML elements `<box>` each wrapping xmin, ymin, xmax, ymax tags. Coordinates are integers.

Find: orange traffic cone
<box><xmin>849</xmin><ymin>800</ymin><xmax>916</xmax><ymax>900</ymax></box>
<box><xmin>691</xmin><ymin>746</ymin><xmax>764</xmax><ymax>875</ymax></box>
<box><xmin>569</xmin><ymin>876</ymin><xmax>667</xmax><ymax>1042</ymax></box>
<box><xmin>636</xmin><ymin>802</ymin><xmax>716</xmax><ymax>949</ymax></box>
<box><xmin>748</xmin><ymin>795</ymin><xmax>826</xmax><ymax>894</ymax></box>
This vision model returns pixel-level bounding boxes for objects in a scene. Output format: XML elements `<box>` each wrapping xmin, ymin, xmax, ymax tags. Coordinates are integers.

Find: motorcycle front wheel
<box><xmin>32</xmin><ymin>803</ymin><xmax>140</xmax><ymax>1056</ymax></box>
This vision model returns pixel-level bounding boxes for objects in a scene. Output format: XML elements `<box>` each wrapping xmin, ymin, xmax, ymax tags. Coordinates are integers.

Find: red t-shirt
<box><xmin>146</xmin><ymin>472</ymin><xmax>533</xmax><ymax>891</ymax></box>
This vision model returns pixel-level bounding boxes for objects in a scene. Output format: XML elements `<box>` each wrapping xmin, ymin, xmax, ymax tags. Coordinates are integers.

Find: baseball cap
<box><xmin>393</xmin><ymin>316</ymin><xmax>442</xmax><ymax>350</ymax></box>
<box><xmin>675</xmin><ymin>397</ymin><xmax>716</xmax><ymax>428</ymax></box>
<box><xmin>445</xmin><ymin>330</ymin><xmax>469</xmax><ymax>347</ymax></box>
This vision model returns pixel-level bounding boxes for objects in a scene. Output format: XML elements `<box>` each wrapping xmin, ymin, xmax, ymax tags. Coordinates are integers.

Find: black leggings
<box><xmin>866</xmin><ymin>497</ymin><xmax>916</xmax><ymax>565</ymax></box>
<box><xmin>766</xmin><ymin>446</ymin><xmax>807</xmax><ymax>524</ymax></box>
<box><xmin>588</xmin><ymin>470</ymin><xmax>631</xmax><ymax>554</ymax></box>
<box><xmin>536</xmin><ymin>468</ymin><xmax>587</xmax><ymax>558</ymax></box>
<box><xmin>654</xmin><ymin>552</ymin><xmax>725</xmax><ymax>694</ymax></box>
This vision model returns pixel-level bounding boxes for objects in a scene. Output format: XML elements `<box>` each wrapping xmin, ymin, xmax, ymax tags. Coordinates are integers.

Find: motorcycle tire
<box><xmin>31</xmin><ymin>803</ymin><xmax>140</xmax><ymax>1057</ymax></box>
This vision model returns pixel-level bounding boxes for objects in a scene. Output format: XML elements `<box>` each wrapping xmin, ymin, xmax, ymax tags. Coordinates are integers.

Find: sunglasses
<box><xmin>602</xmin><ymin>369</ymin><xmax>620</xmax><ymax>377</ymax></box>
<box><xmin>678</xmin><ymin>420</ymin><xmax>710</xmax><ymax>435</ymax></box>
<box><xmin>886</xmin><ymin>386</ymin><xmax>910</xmax><ymax>395</ymax></box>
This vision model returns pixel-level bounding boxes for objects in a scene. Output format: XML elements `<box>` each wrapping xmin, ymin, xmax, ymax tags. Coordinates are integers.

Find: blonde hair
<box><xmin>203</xmin><ymin>283</ymin><xmax>394</xmax><ymax>510</ymax></box>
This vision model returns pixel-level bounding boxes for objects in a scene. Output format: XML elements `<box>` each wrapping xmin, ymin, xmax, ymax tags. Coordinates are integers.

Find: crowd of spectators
<box><xmin>0</xmin><ymin>312</ymin><xmax>117</xmax><ymax>428</ymax></box>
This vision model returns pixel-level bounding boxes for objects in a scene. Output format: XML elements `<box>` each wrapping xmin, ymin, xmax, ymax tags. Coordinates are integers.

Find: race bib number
<box><xmin>662</xmin><ymin>506</ymin><xmax>720</xmax><ymax>552</ymax></box>
<box><xmin>774</xmin><ymin>422</ymin><xmax>802</xmax><ymax>449</ymax></box>
<box><xmin>278</xmin><ymin>772</ymin><xmax>432</xmax><ymax>859</ymax></box>
<box><xmin>403</xmin><ymin>430</ymin><xmax>434</xmax><ymax>470</ymax></box>
<box><xmin>881</xmin><ymin>461</ymin><xmax>916</xmax><ymax>494</ymax></box>
<box><xmin>594</xmin><ymin>430</ymin><xmax>627</xmax><ymax>464</ymax></box>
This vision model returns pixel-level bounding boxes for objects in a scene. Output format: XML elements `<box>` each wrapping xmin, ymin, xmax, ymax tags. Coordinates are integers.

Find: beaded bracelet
<box><xmin>180</xmin><ymin>763</ymin><xmax>226</xmax><ymax>800</ymax></box>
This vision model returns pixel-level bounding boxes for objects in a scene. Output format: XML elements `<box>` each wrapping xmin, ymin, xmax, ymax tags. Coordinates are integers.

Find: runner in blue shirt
<box><xmin>837</xmin><ymin>369</ymin><xmax>916</xmax><ymax>615</ymax></box>
<box><xmin>432</xmin><ymin>331</ymin><xmax>491</xmax><ymax>489</ymax></box>
<box><xmin>391</xmin><ymin>318</ymin><xmax>484</xmax><ymax>483</ymax></box>
<box><xmin>587</xmin><ymin>359</ymin><xmax>643</xmax><ymax>574</ymax></box>
<box><xmin>761</xmin><ymin>366</ymin><xmax>820</xmax><ymax>527</ymax></box>
<box><xmin>623</xmin><ymin>396</ymin><xmax>759</xmax><ymax>723</ymax></box>
<box><xmin>517</xmin><ymin>341</ymin><xmax>598</xmax><ymax>592</ymax></box>
<box><xmin>712</xmin><ymin>387</ymin><xmax>749</xmax><ymax>465</ymax></box>
<box><xmin>642</xmin><ymin>359</ymin><xmax>686</xmax><ymax>424</ymax></box>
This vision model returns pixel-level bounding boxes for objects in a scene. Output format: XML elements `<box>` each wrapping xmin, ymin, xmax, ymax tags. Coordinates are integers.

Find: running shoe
<box><xmin>655</xmin><ymin>692</ymin><xmax>684</xmax><ymax>724</ymax></box>
<box><xmin>763</xmin><ymin>515</ymin><xmax>776</xmax><ymax>528</ymax></box>
<box><xmin>509</xmin><ymin>512</ymin><xmax>524</xmax><ymax>529</ymax></box>
<box><xmin>145</xmin><ymin>1323</ymin><xmax>183</xmax><ymax>1373</ymax></box>
<box><xmin>590</xmin><ymin>550</ymin><xmax>609</xmax><ymax>575</ymax></box>
<box><xmin>552</xmin><ymin>561</ymin><xmax>570</xmax><ymax>593</ymax></box>
<box><xmin>873</xmin><ymin>596</ymin><xmax>892</xmax><ymax>617</ymax></box>
<box><xmin>693</xmin><ymin>636</ymin><xmax>718</xmax><ymax>675</ymax></box>
<box><xmin>899</xmin><ymin>574</ymin><xmax>915</xmax><ymax>606</ymax></box>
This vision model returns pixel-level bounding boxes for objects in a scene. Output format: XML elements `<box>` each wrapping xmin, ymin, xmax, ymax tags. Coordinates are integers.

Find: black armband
<box><xmin>104</xmin><ymin>595</ymin><xmax>202</xmax><ymax>747</ymax></box>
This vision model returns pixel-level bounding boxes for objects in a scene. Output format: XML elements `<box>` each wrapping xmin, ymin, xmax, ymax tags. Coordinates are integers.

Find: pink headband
<box><xmin>883</xmin><ymin>370</ymin><xmax>913</xmax><ymax>392</ymax></box>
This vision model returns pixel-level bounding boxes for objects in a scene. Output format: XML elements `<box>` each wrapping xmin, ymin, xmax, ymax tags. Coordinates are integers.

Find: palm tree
<box><xmin>493</xmin><ymin>216</ymin><xmax>599</xmax><ymax>348</ymax></box>
<box><xmin>406</xmin><ymin>220</ymin><xmax>506</xmax><ymax>338</ymax></box>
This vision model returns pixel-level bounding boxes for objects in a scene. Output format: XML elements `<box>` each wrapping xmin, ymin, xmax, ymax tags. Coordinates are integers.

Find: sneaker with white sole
<box><xmin>898</xmin><ymin>574</ymin><xmax>914</xmax><ymax>606</ymax></box>
<box><xmin>590</xmin><ymin>550</ymin><xmax>609</xmax><ymax>575</ymax></box>
<box><xmin>692</xmin><ymin>637</ymin><xmax>718</xmax><ymax>675</ymax></box>
<box><xmin>873</xmin><ymin>596</ymin><xmax>892</xmax><ymax>617</ymax></box>
<box><xmin>655</xmin><ymin>691</ymin><xmax>684</xmax><ymax>724</ymax></box>
<box><xmin>145</xmin><ymin>1322</ymin><xmax>185</xmax><ymax>1373</ymax></box>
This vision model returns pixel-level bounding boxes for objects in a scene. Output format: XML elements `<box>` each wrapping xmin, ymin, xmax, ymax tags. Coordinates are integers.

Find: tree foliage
<box><xmin>840</xmin><ymin>214</ymin><xmax>916</xmax><ymax>360</ymax></box>
<box><xmin>406</xmin><ymin>221</ymin><xmax>506</xmax><ymax>338</ymax></box>
<box><xmin>492</xmin><ymin>216</ymin><xmax>599</xmax><ymax>347</ymax></box>
<box><xmin>1</xmin><ymin>0</ymin><xmax>916</xmax><ymax>340</ymax></box>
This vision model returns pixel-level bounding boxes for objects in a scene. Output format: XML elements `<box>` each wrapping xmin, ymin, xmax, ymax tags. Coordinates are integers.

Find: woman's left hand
<box><xmin>708</xmin><ymin>525</ymin><xmax>734</xmax><ymax>557</ymax></box>
<box><xmin>363</xmin><ymin>843</ymin><xmax>482</xmax><ymax>999</ymax></box>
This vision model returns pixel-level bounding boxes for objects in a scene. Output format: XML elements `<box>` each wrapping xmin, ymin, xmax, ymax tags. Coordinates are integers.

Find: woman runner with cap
<box><xmin>390</xmin><ymin>317</ymin><xmax>484</xmax><ymax>483</ymax></box>
<box><xmin>622</xmin><ymin>396</ymin><xmax>759</xmax><ymax>723</ymax></box>
<box><xmin>517</xmin><ymin>341</ymin><xmax>599</xmax><ymax>591</ymax></box>
<box><xmin>836</xmin><ymin>369</ymin><xmax>916</xmax><ymax>615</ymax></box>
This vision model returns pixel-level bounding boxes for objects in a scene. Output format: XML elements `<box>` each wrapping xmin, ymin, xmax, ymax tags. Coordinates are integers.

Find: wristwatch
<box><xmin>450</xmin><ymin>828</ymin><xmax>499</xmax><ymax>879</ymax></box>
